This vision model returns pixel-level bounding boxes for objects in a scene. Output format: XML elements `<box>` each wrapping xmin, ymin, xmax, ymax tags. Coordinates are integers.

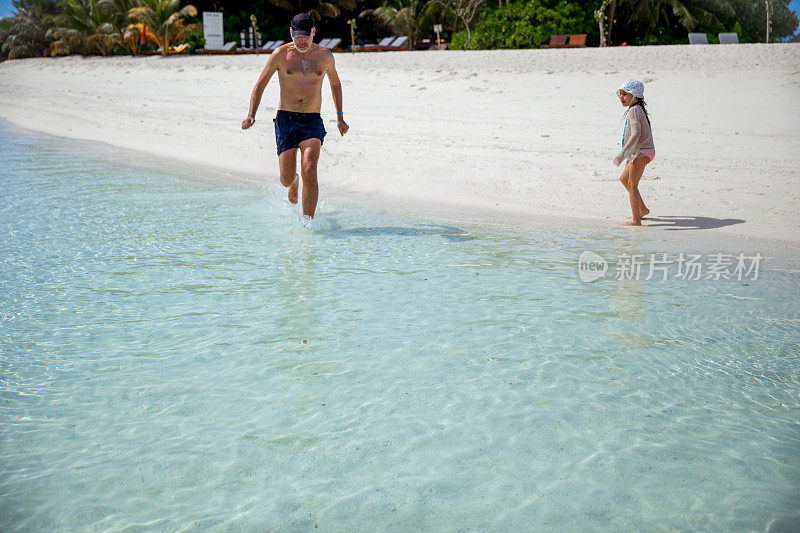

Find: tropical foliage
<box><xmin>0</xmin><ymin>0</ymin><xmax>798</xmax><ymax>58</ymax></box>
<box><xmin>434</xmin><ymin>0</ymin><xmax>486</xmax><ymax>49</ymax></box>
<box><xmin>0</xmin><ymin>0</ymin><xmax>59</xmax><ymax>59</ymax></box>
<box><xmin>268</xmin><ymin>0</ymin><xmax>357</xmax><ymax>21</ymax></box>
<box><xmin>719</xmin><ymin>0</ymin><xmax>798</xmax><ymax>41</ymax></box>
<box><xmin>50</xmin><ymin>0</ymin><xmax>118</xmax><ymax>56</ymax></box>
<box><xmin>359</xmin><ymin>0</ymin><xmax>441</xmax><ymax>47</ymax></box>
<box><xmin>127</xmin><ymin>0</ymin><xmax>198</xmax><ymax>55</ymax></box>
<box><xmin>450</xmin><ymin>0</ymin><xmax>797</xmax><ymax>49</ymax></box>
<box><xmin>451</xmin><ymin>0</ymin><xmax>596</xmax><ymax>49</ymax></box>
<box><xmin>626</xmin><ymin>0</ymin><xmax>735</xmax><ymax>32</ymax></box>
<box><xmin>99</xmin><ymin>0</ymin><xmax>144</xmax><ymax>53</ymax></box>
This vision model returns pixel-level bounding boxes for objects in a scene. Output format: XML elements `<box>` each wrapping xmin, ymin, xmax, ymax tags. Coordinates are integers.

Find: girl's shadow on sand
<box><xmin>644</xmin><ymin>216</ymin><xmax>745</xmax><ymax>231</ymax></box>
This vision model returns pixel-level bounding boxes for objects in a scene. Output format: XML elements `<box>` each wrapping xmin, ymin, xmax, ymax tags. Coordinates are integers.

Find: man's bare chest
<box><xmin>282</xmin><ymin>56</ymin><xmax>325</xmax><ymax>79</ymax></box>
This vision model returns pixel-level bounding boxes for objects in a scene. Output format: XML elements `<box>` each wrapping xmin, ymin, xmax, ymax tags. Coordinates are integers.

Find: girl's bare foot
<box><xmin>621</xmin><ymin>219</ymin><xmax>642</xmax><ymax>226</ymax></box>
<box><xmin>641</xmin><ymin>208</ymin><xmax>650</xmax><ymax>218</ymax></box>
<box><xmin>288</xmin><ymin>174</ymin><xmax>299</xmax><ymax>204</ymax></box>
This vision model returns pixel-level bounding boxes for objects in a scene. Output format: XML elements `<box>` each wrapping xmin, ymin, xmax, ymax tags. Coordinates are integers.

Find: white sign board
<box><xmin>433</xmin><ymin>24</ymin><xmax>442</xmax><ymax>32</ymax></box>
<box><xmin>203</xmin><ymin>12</ymin><xmax>224</xmax><ymax>50</ymax></box>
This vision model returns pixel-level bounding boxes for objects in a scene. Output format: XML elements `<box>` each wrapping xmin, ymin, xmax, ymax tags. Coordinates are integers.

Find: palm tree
<box><xmin>51</xmin><ymin>0</ymin><xmax>118</xmax><ymax>56</ymax></box>
<box><xmin>97</xmin><ymin>0</ymin><xmax>141</xmax><ymax>53</ymax></box>
<box><xmin>119</xmin><ymin>21</ymin><xmax>146</xmax><ymax>54</ymax></box>
<box><xmin>0</xmin><ymin>18</ymin><xmax>13</xmax><ymax>60</ymax></box>
<box><xmin>623</xmin><ymin>0</ymin><xmax>734</xmax><ymax>32</ymax></box>
<box><xmin>127</xmin><ymin>0</ymin><xmax>197</xmax><ymax>56</ymax></box>
<box><xmin>268</xmin><ymin>0</ymin><xmax>356</xmax><ymax>21</ymax></box>
<box><xmin>0</xmin><ymin>0</ymin><xmax>60</xmax><ymax>59</ymax></box>
<box><xmin>360</xmin><ymin>0</ymin><xmax>440</xmax><ymax>48</ymax></box>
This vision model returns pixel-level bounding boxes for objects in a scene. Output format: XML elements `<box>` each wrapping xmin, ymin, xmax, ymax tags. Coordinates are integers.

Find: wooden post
<box><xmin>348</xmin><ymin>18</ymin><xmax>356</xmax><ymax>54</ymax></box>
<box><xmin>766</xmin><ymin>0</ymin><xmax>771</xmax><ymax>43</ymax></box>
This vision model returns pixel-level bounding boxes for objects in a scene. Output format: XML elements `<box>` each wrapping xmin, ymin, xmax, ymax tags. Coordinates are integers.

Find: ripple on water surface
<box><xmin>1</xmin><ymin>122</ymin><xmax>799</xmax><ymax>531</ymax></box>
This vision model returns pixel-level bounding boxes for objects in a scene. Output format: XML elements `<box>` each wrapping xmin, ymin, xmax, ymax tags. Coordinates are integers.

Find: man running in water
<box><xmin>242</xmin><ymin>13</ymin><xmax>348</xmax><ymax>218</ymax></box>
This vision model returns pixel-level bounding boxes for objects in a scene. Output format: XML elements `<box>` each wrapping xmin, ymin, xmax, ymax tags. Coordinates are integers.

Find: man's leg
<box><xmin>278</xmin><ymin>148</ymin><xmax>299</xmax><ymax>204</ymax></box>
<box><xmin>298</xmin><ymin>138</ymin><xmax>322</xmax><ymax>218</ymax></box>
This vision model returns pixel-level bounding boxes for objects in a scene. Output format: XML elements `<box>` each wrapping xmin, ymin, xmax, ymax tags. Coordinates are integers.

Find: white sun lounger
<box><xmin>318</xmin><ymin>38</ymin><xmax>331</xmax><ymax>48</ymax></box>
<box><xmin>353</xmin><ymin>37</ymin><xmax>394</xmax><ymax>52</ymax></box>
<box><xmin>688</xmin><ymin>33</ymin><xmax>708</xmax><ymax>45</ymax></box>
<box><xmin>321</xmin><ymin>38</ymin><xmax>342</xmax><ymax>51</ymax></box>
<box><xmin>261</xmin><ymin>40</ymin><xmax>276</xmax><ymax>50</ymax></box>
<box><xmin>388</xmin><ymin>36</ymin><xmax>408</xmax><ymax>49</ymax></box>
<box><xmin>269</xmin><ymin>40</ymin><xmax>285</xmax><ymax>50</ymax></box>
<box><xmin>718</xmin><ymin>33</ymin><xmax>739</xmax><ymax>44</ymax></box>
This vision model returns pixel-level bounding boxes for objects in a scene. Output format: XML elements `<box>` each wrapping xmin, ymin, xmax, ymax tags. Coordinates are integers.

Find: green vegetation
<box><xmin>0</xmin><ymin>0</ymin><xmax>797</xmax><ymax>59</ymax></box>
<box><xmin>50</xmin><ymin>0</ymin><xmax>119</xmax><ymax>56</ymax></box>
<box><xmin>1</xmin><ymin>0</ymin><xmax>59</xmax><ymax>59</ymax></box>
<box><xmin>128</xmin><ymin>0</ymin><xmax>198</xmax><ymax>55</ymax></box>
<box><xmin>360</xmin><ymin>0</ymin><xmax>441</xmax><ymax>48</ymax></box>
<box><xmin>451</xmin><ymin>0</ymin><xmax>595</xmax><ymax>50</ymax></box>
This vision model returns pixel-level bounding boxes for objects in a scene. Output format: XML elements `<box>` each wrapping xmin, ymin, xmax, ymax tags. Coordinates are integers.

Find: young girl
<box><xmin>613</xmin><ymin>79</ymin><xmax>655</xmax><ymax>226</ymax></box>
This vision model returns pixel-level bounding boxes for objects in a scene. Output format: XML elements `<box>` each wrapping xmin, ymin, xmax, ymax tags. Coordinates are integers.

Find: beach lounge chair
<box><xmin>688</xmin><ymin>33</ymin><xmax>708</xmax><ymax>45</ymax></box>
<box><xmin>386</xmin><ymin>36</ymin><xmax>408</xmax><ymax>50</ymax></box>
<box><xmin>323</xmin><ymin>38</ymin><xmax>342</xmax><ymax>52</ymax></box>
<box><xmin>719</xmin><ymin>33</ymin><xmax>739</xmax><ymax>44</ymax></box>
<box><xmin>196</xmin><ymin>41</ymin><xmax>237</xmax><ymax>54</ymax></box>
<box><xmin>567</xmin><ymin>34</ymin><xmax>586</xmax><ymax>47</ymax></box>
<box><xmin>261</xmin><ymin>40</ymin><xmax>276</xmax><ymax>50</ymax></box>
<box><xmin>541</xmin><ymin>35</ymin><xmax>567</xmax><ymax>49</ymax></box>
<box><xmin>269</xmin><ymin>41</ymin><xmax>285</xmax><ymax>50</ymax></box>
<box><xmin>318</xmin><ymin>38</ymin><xmax>331</xmax><ymax>48</ymax></box>
<box><xmin>170</xmin><ymin>43</ymin><xmax>190</xmax><ymax>54</ymax></box>
<box><xmin>354</xmin><ymin>37</ymin><xmax>395</xmax><ymax>52</ymax></box>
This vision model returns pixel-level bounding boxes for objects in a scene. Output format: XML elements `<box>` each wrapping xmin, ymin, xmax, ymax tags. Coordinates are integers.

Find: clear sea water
<box><xmin>1</xmin><ymin>120</ymin><xmax>799</xmax><ymax>532</ymax></box>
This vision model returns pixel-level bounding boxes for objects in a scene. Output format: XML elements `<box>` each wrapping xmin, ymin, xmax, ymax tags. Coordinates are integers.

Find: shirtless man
<box><xmin>241</xmin><ymin>13</ymin><xmax>348</xmax><ymax>218</ymax></box>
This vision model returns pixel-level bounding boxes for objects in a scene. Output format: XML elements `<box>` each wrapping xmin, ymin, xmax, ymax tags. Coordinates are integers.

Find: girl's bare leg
<box><xmin>622</xmin><ymin>156</ymin><xmax>649</xmax><ymax>226</ymax></box>
<box><xmin>619</xmin><ymin>161</ymin><xmax>649</xmax><ymax>217</ymax></box>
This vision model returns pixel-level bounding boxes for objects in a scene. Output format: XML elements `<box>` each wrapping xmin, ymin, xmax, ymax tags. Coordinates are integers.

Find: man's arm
<box><xmin>327</xmin><ymin>54</ymin><xmax>349</xmax><ymax>136</ymax></box>
<box><xmin>242</xmin><ymin>52</ymin><xmax>280</xmax><ymax>130</ymax></box>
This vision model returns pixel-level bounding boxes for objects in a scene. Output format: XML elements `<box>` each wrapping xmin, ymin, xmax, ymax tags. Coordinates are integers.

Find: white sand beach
<box><xmin>1</xmin><ymin>44</ymin><xmax>799</xmax><ymax>244</ymax></box>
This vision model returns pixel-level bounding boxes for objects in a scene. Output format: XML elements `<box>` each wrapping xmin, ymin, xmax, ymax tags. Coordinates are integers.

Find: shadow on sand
<box><xmin>644</xmin><ymin>216</ymin><xmax>745</xmax><ymax>231</ymax></box>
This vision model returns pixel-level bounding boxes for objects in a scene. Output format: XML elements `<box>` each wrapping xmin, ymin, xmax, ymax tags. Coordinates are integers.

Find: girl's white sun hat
<box><xmin>619</xmin><ymin>79</ymin><xmax>644</xmax><ymax>99</ymax></box>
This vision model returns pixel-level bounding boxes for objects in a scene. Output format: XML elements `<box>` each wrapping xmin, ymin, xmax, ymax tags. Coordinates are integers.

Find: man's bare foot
<box><xmin>621</xmin><ymin>220</ymin><xmax>642</xmax><ymax>226</ymax></box>
<box><xmin>287</xmin><ymin>174</ymin><xmax>299</xmax><ymax>204</ymax></box>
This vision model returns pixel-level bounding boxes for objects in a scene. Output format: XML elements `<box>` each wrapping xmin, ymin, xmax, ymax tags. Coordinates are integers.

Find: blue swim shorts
<box><xmin>273</xmin><ymin>110</ymin><xmax>326</xmax><ymax>155</ymax></box>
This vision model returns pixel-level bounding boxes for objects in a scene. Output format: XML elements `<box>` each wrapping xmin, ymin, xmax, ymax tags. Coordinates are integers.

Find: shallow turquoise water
<box><xmin>1</xmin><ymin>121</ymin><xmax>799</xmax><ymax>531</ymax></box>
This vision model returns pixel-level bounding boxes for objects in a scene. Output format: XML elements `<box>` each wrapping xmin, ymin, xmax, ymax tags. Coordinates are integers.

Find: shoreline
<box><xmin>6</xmin><ymin>118</ymin><xmax>800</xmax><ymax>271</ymax></box>
<box><xmin>1</xmin><ymin>44</ymin><xmax>799</xmax><ymax>249</ymax></box>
